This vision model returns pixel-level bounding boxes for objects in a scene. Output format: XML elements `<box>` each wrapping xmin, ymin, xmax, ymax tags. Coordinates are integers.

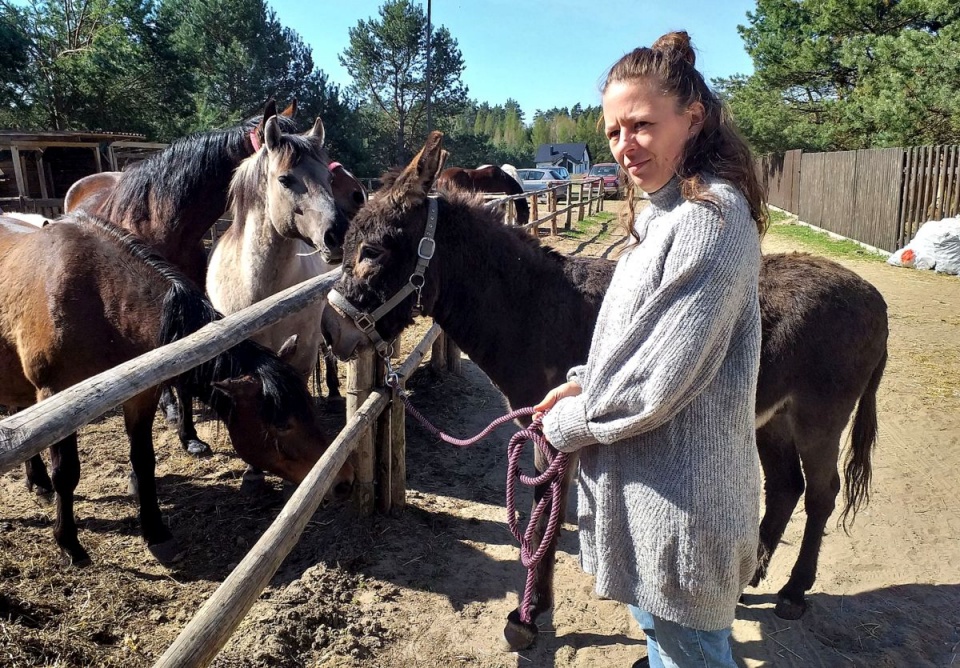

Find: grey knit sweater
<box><xmin>541</xmin><ymin>175</ymin><xmax>761</xmax><ymax>631</ymax></box>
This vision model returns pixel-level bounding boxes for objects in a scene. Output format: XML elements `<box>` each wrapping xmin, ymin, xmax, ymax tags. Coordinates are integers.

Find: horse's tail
<box><xmin>514</xmin><ymin>198</ymin><xmax>530</xmax><ymax>226</ymax></box>
<box><xmin>839</xmin><ymin>347</ymin><xmax>887</xmax><ymax>532</ymax></box>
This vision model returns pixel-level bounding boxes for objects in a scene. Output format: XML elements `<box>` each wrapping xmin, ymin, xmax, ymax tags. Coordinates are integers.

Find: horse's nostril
<box><xmin>323</xmin><ymin>229</ymin><xmax>339</xmax><ymax>251</ymax></box>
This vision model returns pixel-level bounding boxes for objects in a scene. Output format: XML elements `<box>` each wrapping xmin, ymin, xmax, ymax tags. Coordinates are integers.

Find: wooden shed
<box><xmin>0</xmin><ymin>130</ymin><xmax>166</xmax><ymax>217</ymax></box>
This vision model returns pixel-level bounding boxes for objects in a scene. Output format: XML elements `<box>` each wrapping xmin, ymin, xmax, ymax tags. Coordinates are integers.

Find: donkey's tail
<box><xmin>840</xmin><ymin>348</ymin><xmax>887</xmax><ymax>531</ymax></box>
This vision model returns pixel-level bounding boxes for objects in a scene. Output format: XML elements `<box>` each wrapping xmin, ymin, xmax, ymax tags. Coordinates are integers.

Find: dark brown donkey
<box><xmin>321</xmin><ymin>132</ymin><xmax>889</xmax><ymax>648</ymax></box>
<box><xmin>0</xmin><ymin>212</ymin><xmax>352</xmax><ymax>565</ymax></box>
<box><xmin>434</xmin><ymin>164</ymin><xmax>529</xmax><ymax>226</ymax></box>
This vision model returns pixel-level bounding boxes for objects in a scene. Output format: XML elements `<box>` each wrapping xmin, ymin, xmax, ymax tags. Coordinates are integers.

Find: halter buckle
<box><xmin>417</xmin><ymin>237</ymin><xmax>436</xmax><ymax>260</ymax></box>
<box><xmin>354</xmin><ymin>313</ymin><xmax>376</xmax><ymax>332</ymax></box>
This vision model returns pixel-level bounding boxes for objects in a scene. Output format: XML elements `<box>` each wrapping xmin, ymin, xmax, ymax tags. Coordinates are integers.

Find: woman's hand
<box><xmin>533</xmin><ymin>381</ymin><xmax>582</xmax><ymax>421</ymax></box>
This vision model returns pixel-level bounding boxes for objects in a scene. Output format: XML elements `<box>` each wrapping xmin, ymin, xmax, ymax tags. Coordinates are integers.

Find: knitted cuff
<box><xmin>566</xmin><ymin>364</ymin><xmax>587</xmax><ymax>383</ymax></box>
<box><xmin>542</xmin><ymin>395</ymin><xmax>595</xmax><ymax>453</ymax></box>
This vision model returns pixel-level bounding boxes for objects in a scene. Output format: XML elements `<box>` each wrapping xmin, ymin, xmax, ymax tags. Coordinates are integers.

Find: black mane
<box><xmin>102</xmin><ymin>114</ymin><xmax>299</xmax><ymax>230</ymax></box>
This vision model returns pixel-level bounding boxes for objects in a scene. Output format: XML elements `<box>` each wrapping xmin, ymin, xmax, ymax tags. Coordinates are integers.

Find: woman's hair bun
<box><xmin>651</xmin><ymin>31</ymin><xmax>695</xmax><ymax>67</ymax></box>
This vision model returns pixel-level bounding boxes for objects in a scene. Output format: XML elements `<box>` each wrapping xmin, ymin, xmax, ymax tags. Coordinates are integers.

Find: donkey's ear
<box><xmin>264</xmin><ymin>115</ymin><xmax>282</xmax><ymax>152</ymax></box>
<box><xmin>437</xmin><ymin>149</ymin><xmax>450</xmax><ymax>173</ymax></box>
<box><xmin>304</xmin><ymin>117</ymin><xmax>325</xmax><ymax>146</ymax></box>
<box><xmin>277</xmin><ymin>334</ymin><xmax>299</xmax><ymax>363</ymax></box>
<box><xmin>394</xmin><ymin>131</ymin><xmax>445</xmax><ymax>197</ymax></box>
<box><xmin>212</xmin><ymin>375</ymin><xmax>262</xmax><ymax>400</ymax></box>
<box><xmin>280</xmin><ymin>98</ymin><xmax>297</xmax><ymax>118</ymax></box>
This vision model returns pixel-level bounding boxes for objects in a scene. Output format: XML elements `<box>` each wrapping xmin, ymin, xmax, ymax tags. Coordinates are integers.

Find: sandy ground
<box><xmin>1</xmin><ymin>201</ymin><xmax>958</xmax><ymax>667</ymax></box>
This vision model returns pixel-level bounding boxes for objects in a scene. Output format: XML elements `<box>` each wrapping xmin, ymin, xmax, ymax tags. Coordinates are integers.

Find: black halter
<box><xmin>327</xmin><ymin>196</ymin><xmax>439</xmax><ymax>356</ymax></box>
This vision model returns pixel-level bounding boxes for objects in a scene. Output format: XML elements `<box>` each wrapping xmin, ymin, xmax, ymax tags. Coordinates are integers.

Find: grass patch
<box><xmin>767</xmin><ymin>212</ymin><xmax>886</xmax><ymax>263</ymax></box>
<box><xmin>563</xmin><ymin>210</ymin><xmax>617</xmax><ymax>241</ymax></box>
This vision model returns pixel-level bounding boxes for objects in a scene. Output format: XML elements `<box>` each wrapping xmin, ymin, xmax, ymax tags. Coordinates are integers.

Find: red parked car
<box><xmin>586</xmin><ymin>163</ymin><xmax>623</xmax><ymax>197</ymax></box>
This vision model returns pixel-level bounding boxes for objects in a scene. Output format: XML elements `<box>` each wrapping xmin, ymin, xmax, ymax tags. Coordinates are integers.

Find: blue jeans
<box><xmin>628</xmin><ymin>605</ymin><xmax>737</xmax><ymax>668</ymax></box>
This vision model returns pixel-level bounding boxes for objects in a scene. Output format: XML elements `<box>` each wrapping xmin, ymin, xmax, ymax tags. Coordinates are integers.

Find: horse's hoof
<box><xmin>148</xmin><ymin>538</ymin><xmax>185</xmax><ymax>564</ymax></box>
<box><xmin>61</xmin><ymin>547</ymin><xmax>91</xmax><ymax>567</ymax></box>
<box><xmin>501</xmin><ymin>609</ymin><xmax>539</xmax><ymax>652</ymax></box>
<box><xmin>27</xmin><ymin>481</ymin><xmax>54</xmax><ymax>500</ymax></box>
<box><xmin>240</xmin><ymin>470</ymin><xmax>268</xmax><ymax>494</ymax></box>
<box><xmin>774</xmin><ymin>595</ymin><xmax>807</xmax><ymax>620</ymax></box>
<box><xmin>184</xmin><ymin>439</ymin><xmax>212</xmax><ymax>457</ymax></box>
<box><xmin>162</xmin><ymin>406</ymin><xmax>180</xmax><ymax>427</ymax></box>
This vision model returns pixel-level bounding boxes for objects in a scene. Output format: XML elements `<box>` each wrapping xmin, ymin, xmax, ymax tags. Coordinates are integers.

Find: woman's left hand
<box><xmin>533</xmin><ymin>380</ymin><xmax>582</xmax><ymax>421</ymax></box>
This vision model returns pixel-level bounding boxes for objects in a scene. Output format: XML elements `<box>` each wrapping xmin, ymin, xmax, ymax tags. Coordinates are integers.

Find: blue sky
<box><xmin>271</xmin><ymin>0</ymin><xmax>757</xmax><ymax>123</ymax></box>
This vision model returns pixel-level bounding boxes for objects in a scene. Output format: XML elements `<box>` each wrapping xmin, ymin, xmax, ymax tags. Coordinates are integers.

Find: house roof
<box><xmin>535</xmin><ymin>142</ymin><xmax>590</xmax><ymax>164</ymax></box>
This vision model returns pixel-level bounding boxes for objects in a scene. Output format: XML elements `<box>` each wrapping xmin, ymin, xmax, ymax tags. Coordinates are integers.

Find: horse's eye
<box><xmin>359</xmin><ymin>244</ymin><xmax>383</xmax><ymax>262</ymax></box>
<box><xmin>278</xmin><ymin>174</ymin><xmax>295</xmax><ymax>189</ymax></box>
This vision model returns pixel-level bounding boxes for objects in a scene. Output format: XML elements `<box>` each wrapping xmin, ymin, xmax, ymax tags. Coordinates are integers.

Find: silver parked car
<box><xmin>515</xmin><ymin>167</ymin><xmax>570</xmax><ymax>193</ymax></box>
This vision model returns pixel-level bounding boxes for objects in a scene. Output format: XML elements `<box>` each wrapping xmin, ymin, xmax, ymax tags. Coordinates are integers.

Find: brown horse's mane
<box><xmin>71</xmin><ymin>212</ymin><xmax>313</xmax><ymax>424</ymax></box>
<box><xmin>101</xmin><ymin>114</ymin><xmax>299</xmax><ymax>230</ymax></box>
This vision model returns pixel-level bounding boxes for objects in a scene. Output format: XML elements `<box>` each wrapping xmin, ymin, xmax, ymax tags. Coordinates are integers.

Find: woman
<box><xmin>536</xmin><ymin>31</ymin><xmax>767</xmax><ymax>668</ymax></box>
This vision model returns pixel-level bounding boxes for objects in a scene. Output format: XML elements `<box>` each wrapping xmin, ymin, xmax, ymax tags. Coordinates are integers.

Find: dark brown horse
<box><xmin>434</xmin><ymin>164</ymin><xmax>529</xmax><ymax>226</ymax></box>
<box><xmin>0</xmin><ymin>212</ymin><xmax>352</xmax><ymax>565</ymax></box>
<box><xmin>321</xmin><ymin>132</ymin><xmax>889</xmax><ymax>648</ymax></box>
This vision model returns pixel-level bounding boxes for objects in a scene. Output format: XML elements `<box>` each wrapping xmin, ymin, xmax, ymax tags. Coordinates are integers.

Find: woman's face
<box><xmin>602</xmin><ymin>79</ymin><xmax>703</xmax><ymax>193</ymax></box>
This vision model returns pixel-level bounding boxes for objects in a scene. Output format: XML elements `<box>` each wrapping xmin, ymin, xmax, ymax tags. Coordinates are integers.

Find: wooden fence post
<box><xmin>347</xmin><ymin>348</ymin><xmax>376</xmax><ymax>515</ymax></box>
<box><xmin>446</xmin><ymin>336</ymin><xmax>462</xmax><ymax>375</ymax></box>
<box><xmin>587</xmin><ymin>180</ymin><xmax>594</xmax><ymax>216</ymax></box>
<box><xmin>565</xmin><ymin>184</ymin><xmax>573</xmax><ymax>230</ymax></box>
<box><xmin>431</xmin><ymin>330</ymin><xmax>448</xmax><ymax>371</ymax></box>
<box><xmin>530</xmin><ymin>193</ymin><xmax>539</xmax><ymax>228</ymax></box>
<box><xmin>375</xmin><ymin>355</ymin><xmax>392</xmax><ymax>513</ymax></box>
<box><xmin>577</xmin><ymin>183</ymin><xmax>586</xmax><ymax>221</ymax></box>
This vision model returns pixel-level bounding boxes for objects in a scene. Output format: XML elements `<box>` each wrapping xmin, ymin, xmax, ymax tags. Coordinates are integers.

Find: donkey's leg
<box><xmin>775</xmin><ymin>423</ymin><xmax>843</xmax><ymax>620</ymax></box>
<box><xmin>124</xmin><ymin>392</ymin><xmax>181</xmax><ymax>563</ymax></box>
<box><xmin>50</xmin><ymin>433</ymin><xmax>89</xmax><ymax>566</ymax></box>
<box><xmin>502</xmin><ymin>449</ymin><xmax>578</xmax><ymax>651</ymax></box>
<box><xmin>175</xmin><ymin>386</ymin><xmax>212</xmax><ymax>457</ymax></box>
<box><xmin>752</xmin><ymin>416</ymin><xmax>804</xmax><ymax>587</ymax></box>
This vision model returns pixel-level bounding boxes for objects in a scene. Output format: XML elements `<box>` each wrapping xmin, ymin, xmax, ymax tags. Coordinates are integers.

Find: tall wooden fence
<box><xmin>757</xmin><ymin>144</ymin><xmax>960</xmax><ymax>252</ymax></box>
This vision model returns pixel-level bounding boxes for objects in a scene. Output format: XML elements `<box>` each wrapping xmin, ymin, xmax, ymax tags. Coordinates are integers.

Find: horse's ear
<box><xmin>393</xmin><ymin>131</ymin><xmax>445</xmax><ymax>198</ymax></box>
<box><xmin>277</xmin><ymin>334</ymin><xmax>299</xmax><ymax>363</ymax></box>
<box><xmin>264</xmin><ymin>115</ymin><xmax>282</xmax><ymax>152</ymax></box>
<box><xmin>304</xmin><ymin>117</ymin><xmax>325</xmax><ymax>146</ymax></box>
<box><xmin>212</xmin><ymin>376</ymin><xmax>261</xmax><ymax>400</ymax></box>
<box><xmin>256</xmin><ymin>98</ymin><xmax>279</xmax><ymax>142</ymax></box>
<box><xmin>281</xmin><ymin>98</ymin><xmax>297</xmax><ymax>118</ymax></box>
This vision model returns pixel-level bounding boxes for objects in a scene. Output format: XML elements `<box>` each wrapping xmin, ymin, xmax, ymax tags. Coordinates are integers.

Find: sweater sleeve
<box><xmin>542</xmin><ymin>202</ymin><xmax>756</xmax><ymax>453</ymax></box>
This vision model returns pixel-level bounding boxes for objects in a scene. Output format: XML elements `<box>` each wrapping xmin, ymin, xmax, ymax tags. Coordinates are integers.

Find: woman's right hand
<box><xmin>533</xmin><ymin>380</ymin><xmax>582</xmax><ymax>421</ymax></box>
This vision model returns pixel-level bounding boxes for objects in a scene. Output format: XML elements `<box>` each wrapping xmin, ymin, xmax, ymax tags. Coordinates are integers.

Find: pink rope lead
<box><xmin>393</xmin><ymin>389</ymin><xmax>569</xmax><ymax>625</ymax></box>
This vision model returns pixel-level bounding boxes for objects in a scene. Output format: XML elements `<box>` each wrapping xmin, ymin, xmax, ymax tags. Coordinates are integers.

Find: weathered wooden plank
<box><xmin>348</xmin><ymin>348</ymin><xmax>376</xmax><ymax>515</ymax></box>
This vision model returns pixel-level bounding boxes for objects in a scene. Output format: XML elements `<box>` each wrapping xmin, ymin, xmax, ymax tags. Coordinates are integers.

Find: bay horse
<box><xmin>207</xmin><ymin>115</ymin><xmax>338</xmax><ymax>386</ymax></box>
<box><xmin>0</xmin><ymin>212</ymin><xmax>353</xmax><ymax>566</ymax></box>
<box><xmin>434</xmin><ymin>164</ymin><xmax>529</xmax><ymax>226</ymax></box>
<box><xmin>320</xmin><ymin>132</ymin><xmax>889</xmax><ymax>647</ymax></box>
<box><xmin>59</xmin><ymin>100</ymin><xmax>357</xmax><ymax>459</ymax></box>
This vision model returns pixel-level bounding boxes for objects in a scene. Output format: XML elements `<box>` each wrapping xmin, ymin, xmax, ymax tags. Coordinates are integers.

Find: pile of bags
<box><xmin>887</xmin><ymin>217</ymin><xmax>960</xmax><ymax>275</ymax></box>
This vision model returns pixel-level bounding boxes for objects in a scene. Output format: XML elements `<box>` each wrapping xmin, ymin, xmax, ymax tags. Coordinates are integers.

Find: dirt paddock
<box><xmin>2</xmin><ymin>202</ymin><xmax>959</xmax><ymax>667</ymax></box>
